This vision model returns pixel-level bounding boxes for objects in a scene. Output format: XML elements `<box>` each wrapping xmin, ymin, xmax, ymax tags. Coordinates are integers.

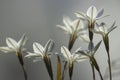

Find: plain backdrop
<box><xmin>0</xmin><ymin>0</ymin><xmax>120</xmax><ymax>80</ymax></box>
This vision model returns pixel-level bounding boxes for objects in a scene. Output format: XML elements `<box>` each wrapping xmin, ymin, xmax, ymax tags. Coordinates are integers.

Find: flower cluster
<box><xmin>0</xmin><ymin>5</ymin><xmax>117</xmax><ymax>80</ymax></box>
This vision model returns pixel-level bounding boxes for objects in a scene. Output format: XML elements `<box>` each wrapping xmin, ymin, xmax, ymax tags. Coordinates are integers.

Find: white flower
<box><xmin>57</xmin><ymin>16</ymin><xmax>89</xmax><ymax>42</ymax></box>
<box><xmin>25</xmin><ymin>39</ymin><xmax>54</xmax><ymax>61</ymax></box>
<box><xmin>75</xmin><ymin>6</ymin><xmax>108</xmax><ymax>25</ymax></box>
<box><xmin>92</xmin><ymin>22</ymin><xmax>117</xmax><ymax>36</ymax></box>
<box><xmin>0</xmin><ymin>34</ymin><xmax>27</xmax><ymax>53</ymax></box>
<box><xmin>61</xmin><ymin>46</ymin><xmax>87</xmax><ymax>66</ymax></box>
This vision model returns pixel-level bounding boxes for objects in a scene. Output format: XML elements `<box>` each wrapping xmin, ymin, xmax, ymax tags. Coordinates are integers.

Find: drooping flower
<box><xmin>25</xmin><ymin>39</ymin><xmax>54</xmax><ymax>80</ymax></box>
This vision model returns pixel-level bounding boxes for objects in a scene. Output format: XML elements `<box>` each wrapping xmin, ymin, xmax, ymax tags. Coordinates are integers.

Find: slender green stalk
<box><xmin>57</xmin><ymin>56</ymin><xmax>61</xmax><ymax>80</ymax></box>
<box><xmin>69</xmin><ymin>63</ymin><xmax>73</xmax><ymax>80</ymax></box>
<box><xmin>103</xmin><ymin>35</ymin><xmax>112</xmax><ymax>80</ymax></box>
<box><xmin>44</xmin><ymin>56</ymin><xmax>54</xmax><ymax>80</ymax></box>
<box><xmin>22</xmin><ymin>65</ymin><xmax>27</xmax><ymax>80</ymax></box>
<box><xmin>107</xmin><ymin>52</ymin><xmax>112</xmax><ymax>80</ymax></box>
<box><xmin>62</xmin><ymin>35</ymin><xmax>76</xmax><ymax>80</ymax></box>
<box><xmin>90</xmin><ymin>63</ymin><xmax>95</xmax><ymax>80</ymax></box>
<box><xmin>17</xmin><ymin>52</ymin><xmax>27</xmax><ymax>80</ymax></box>
<box><xmin>62</xmin><ymin>62</ymin><xmax>67</xmax><ymax>80</ymax></box>
<box><xmin>98</xmin><ymin>69</ymin><xmax>103</xmax><ymax>80</ymax></box>
<box><xmin>68</xmin><ymin>34</ymin><xmax>77</xmax><ymax>51</ymax></box>
<box><xmin>90</xmin><ymin>56</ymin><xmax>103</xmax><ymax>80</ymax></box>
<box><xmin>88</xmin><ymin>22</ymin><xmax>96</xmax><ymax>80</ymax></box>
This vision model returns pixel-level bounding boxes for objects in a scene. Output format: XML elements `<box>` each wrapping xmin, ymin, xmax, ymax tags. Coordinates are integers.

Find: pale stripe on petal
<box><xmin>57</xmin><ymin>25</ymin><xmax>70</xmax><ymax>34</ymax></box>
<box><xmin>75</xmin><ymin>55</ymin><xmax>88</xmax><ymax>62</ymax></box>
<box><xmin>61</xmin><ymin>46</ymin><xmax>71</xmax><ymax>61</ymax></box>
<box><xmin>87</xmin><ymin>6</ymin><xmax>97</xmax><ymax>19</ymax></box>
<box><xmin>79</xmin><ymin>34</ymin><xmax>90</xmax><ymax>42</ymax></box>
<box><xmin>75</xmin><ymin>12</ymin><xmax>87</xmax><ymax>19</ymax></box>
<box><xmin>0</xmin><ymin>47</ymin><xmax>15</xmax><ymax>53</ymax></box>
<box><xmin>25</xmin><ymin>52</ymin><xmax>42</xmax><ymax>58</ymax></box>
<box><xmin>33</xmin><ymin>42</ymin><xmax>44</xmax><ymax>54</ymax></box>
<box><xmin>63</xmin><ymin>16</ymin><xmax>72</xmax><ymax>33</ymax></box>
<box><xmin>18</xmin><ymin>34</ymin><xmax>27</xmax><ymax>49</ymax></box>
<box><xmin>44</xmin><ymin>39</ymin><xmax>54</xmax><ymax>53</ymax></box>
<box><xmin>6</xmin><ymin>37</ymin><xmax>17</xmax><ymax>49</ymax></box>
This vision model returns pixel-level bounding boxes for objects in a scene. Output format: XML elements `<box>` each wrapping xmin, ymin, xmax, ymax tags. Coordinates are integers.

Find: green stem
<box><xmin>98</xmin><ymin>69</ymin><xmax>103</xmax><ymax>80</ymax></box>
<box><xmin>44</xmin><ymin>57</ymin><xmax>54</xmax><ymax>80</ymax></box>
<box><xmin>107</xmin><ymin>51</ymin><xmax>112</xmax><ymax>80</ymax></box>
<box><xmin>57</xmin><ymin>56</ymin><xmax>61</xmax><ymax>80</ymax></box>
<box><xmin>90</xmin><ymin>63</ymin><xmax>95</xmax><ymax>80</ymax></box>
<box><xmin>62</xmin><ymin>62</ymin><xmax>67</xmax><ymax>80</ymax></box>
<box><xmin>91</xmin><ymin>56</ymin><xmax>103</xmax><ymax>80</ymax></box>
<box><xmin>22</xmin><ymin>65</ymin><xmax>27</xmax><ymax>80</ymax></box>
<box><xmin>62</xmin><ymin>35</ymin><xmax>76</xmax><ymax>80</ymax></box>
<box><xmin>69</xmin><ymin>63</ymin><xmax>73</xmax><ymax>80</ymax></box>
<box><xmin>103</xmin><ymin>35</ymin><xmax>112</xmax><ymax>80</ymax></box>
<box><xmin>17</xmin><ymin>52</ymin><xmax>27</xmax><ymax>80</ymax></box>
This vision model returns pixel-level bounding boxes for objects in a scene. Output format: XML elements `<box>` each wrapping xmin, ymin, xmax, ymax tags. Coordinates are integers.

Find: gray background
<box><xmin>0</xmin><ymin>0</ymin><xmax>120</xmax><ymax>80</ymax></box>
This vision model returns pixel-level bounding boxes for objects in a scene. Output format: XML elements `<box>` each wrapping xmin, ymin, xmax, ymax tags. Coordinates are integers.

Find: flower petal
<box><xmin>75</xmin><ymin>55</ymin><xmax>88</xmax><ymax>62</ymax></box>
<box><xmin>57</xmin><ymin>25</ymin><xmax>70</xmax><ymax>34</ymax></box>
<box><xmin>61</xmin><ymin>46</ymin><xmax>71</xmax><ymax>60</ymax></box>
<box><xmin>75</xmin><ymin>12</ymin><xmax>88</xmax><ymax>19</ymax></box>
<box><xmin>44</xmin><ymin>39</ymin><xmax>54</xmax><ymax>53</ymax></box>
<box><xmin>90</xmin><ymin>28</ymin><xmax>103</xmax><ymax>35</ymax></box>
<box><xmin>33</xmin><ymin>42</ymin><xmax>44</xmax><ymax>54</ymax></box>
<box><xmin>71</xmin><ymin>19</ymin><xmax>80</xmax><ymax>31</ymax></box>
<box><xmin>87</xmin><ymin>6</ymin><xmax>97</xmax><ymax>19</ymax></box>
<box><xmin>63</xmin><ymin>16</ymin><xmax>72</xmax><ymax>33</ymax></box>
<box><xmin>107</xmin><ymin>22</ymin><xmax>117</xmax><ymax>34</ymax></box>
<box><xmin>25</xmin><ymin>52</ymin><xmax>42</xmax><ymax>58</ymax></box>
<box><xmin>96</xmin><ymin>8</ymin><xmax>104</xmax><ymax>18</ymax></box>
<box><xmin>0</xmin><ymin>47</ymin><xmax>15</xmax><ymax>53</ymax></box>
<box><xmin>108</xmin><ymin>26</ymin><xmax>117</xmax><ymax>34</ymax></box>
<box><xmin>18</xmin><ymin>34</ymin><xmax>27</xmax><ymax>49</ymax></box>
<box><xmin>79</xmin><ymin>34</ymin><xmax>90</xmax><ymax>42</ymax></box>
<box><xmin>6</xmin><ymin>37</ymin><xmax>17</xmax><ymax>49</ymax></box>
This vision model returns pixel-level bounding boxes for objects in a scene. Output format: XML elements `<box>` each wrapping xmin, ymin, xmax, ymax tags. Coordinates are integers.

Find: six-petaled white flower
<box><xmin>61</xmin><ymin>46</ymin><xmax>87</xmax><ymax>67</ymax></box>
<box><xmin>0</xmin><ymin>34</ymin><xmax>27</xmax><ymax>54</ymax></box>
<box><xmin>75</xmin><ymin>6</ymin><xmax>107</xmax><ymax>26</ymax></box>
<box><xmin>57</xmin><ymin>16</ymin><xmax>89</xmax><ymax>42</ymax></box>
<box><xmin>25</xmin><ymin>39</ymin><xmax>54</xmax><ymax>61</ymax></box>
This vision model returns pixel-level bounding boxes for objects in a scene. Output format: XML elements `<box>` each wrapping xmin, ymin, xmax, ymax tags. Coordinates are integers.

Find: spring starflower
<box><xmin>0</xmin><ymin>34</ymin><xmax>27</xmax><ymax>80</ymax></box>
<box><xmin>61</xmin><ymin>46</ymin><xmax>87</xmax><ymax>80</ymax></box>
<box><xmin>57</xmin><ymin>16</ymin><xmax>89</xmax><ymax>50</ymax></box>
<box><xmin>25</xmin><ymin>39</ymin><xmax>54</xmax><ymax>80</ymax></box>
<box><xmin>0</xmin><ymin>34</ymin><xmax>27</xmax><ymax>54</ymax></box>
<box><xmin>75</xmin><ymin>6</ymin><xmax>107</xmax><ymax>27</ymax></box>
